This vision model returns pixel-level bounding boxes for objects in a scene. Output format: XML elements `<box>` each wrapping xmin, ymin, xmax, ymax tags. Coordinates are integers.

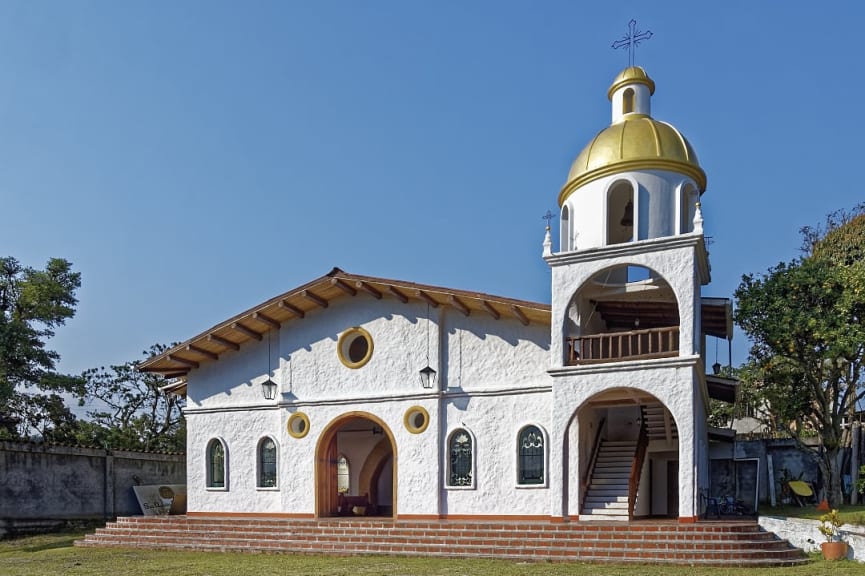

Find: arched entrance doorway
<box><xmin>565</xmin><ymin>388</ymin><xmax>680</xmax><ymax>520</ymax></box>
<box><xmin>315</xmin><ymin>412</ymin><xmax>396</xmax><ymax>518</ymax></box>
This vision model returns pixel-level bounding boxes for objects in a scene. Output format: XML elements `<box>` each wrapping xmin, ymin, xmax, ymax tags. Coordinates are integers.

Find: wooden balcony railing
<box><xmin>628</xmin><ymin>416</ymin><xmax>649</xmax><ymax>520</ymax></box>
<box><xmin>566</xmin><ymin>326</ymin><xmax>679</xmax><ymax>365</ymax></box>
<box><xmin>580</xmin><ymin>416</ymin><xmax>606</xmax><ymax>514</ymax></box>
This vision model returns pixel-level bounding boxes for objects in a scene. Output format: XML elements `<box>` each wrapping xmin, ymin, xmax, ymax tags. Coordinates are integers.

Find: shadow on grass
<box><xmin>1</xmin><ymin>531</ymin><xmax>87</xmax><ymax>554</ymax></box>
<box><xmin>20</xmin><ymin>534</ymin><xmax>81</xmax><ymax>553</ymax></box>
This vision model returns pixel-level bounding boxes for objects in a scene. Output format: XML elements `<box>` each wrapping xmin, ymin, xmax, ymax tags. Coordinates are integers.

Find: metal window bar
<box><xmin>259</xmin><ymin>439</ymin><xmax>277</xmax><ymax>488</ymax></box>
<box><xmin>209</xmin><ymin>442</ymin><xmax>225</xmax><ymax>488</ymax></box>
<box><xmin>449</xmin><ymin>431</ymin><xmax>473</xmax><ymax>487</ymax></box>
<box><xmin>518</xmin><ymin>426</ymin><xmax>544</xmax><ymax>484</ymax></box>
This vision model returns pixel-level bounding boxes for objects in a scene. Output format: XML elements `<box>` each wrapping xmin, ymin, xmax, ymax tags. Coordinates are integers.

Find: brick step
<box><xmin>83</xmin><ymin>528</ymin><xmax>794</xmax><ymax>549</ymax></box>
<box><xmin>80</xmin><ymin>535</ymin><xmax>797</xmax><ymax>554</ymax></box>
<box><xmin>114</xmin><ymin>515</ymin><xmax>759</xmax><ymax>527</ymax></box>
<box><xmin>78</xmin><ymin>516</ymin><xmax>806</xmax><ymax>566</ymax></box>
<box><xmin>77</xmin><ymin>535</ymin><xmax>807</xmax><ymax>564</ymax></box>
<box><xmin>84</xmin><ymin>523</ymin><xmax>788</xmax><ymax>538</ymax></box>
<box><xmin>107</xmin><ymin>526</ymin><xmax>773</xmax><ymax>541</ymax></box>
<box><xmin>90</xmin><ymin>523</ymin><xmax>785</xmax><ymax>542</ymax></box>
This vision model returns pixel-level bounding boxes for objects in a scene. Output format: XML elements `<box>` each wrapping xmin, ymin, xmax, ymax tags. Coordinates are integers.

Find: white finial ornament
<box><xmin>693</xmin><ymin>202</ymin><xmax>704</xmax><ymax>234</ymax></box>
<box><xmin>542</xmin><ymin>210</ymin><xmax>553</xmax><ymax>257</ymax></box>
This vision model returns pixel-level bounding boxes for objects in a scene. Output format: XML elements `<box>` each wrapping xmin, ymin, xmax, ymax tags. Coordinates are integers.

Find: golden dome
<box><xmin>607</xmin><ymin>66</ymin><xmax>655</xmax><ymax>100</ymax></box>
<box><xmin>559</xmin><ymin>68</ymin><xmax>706</xmax><ymax>206</ymax></box>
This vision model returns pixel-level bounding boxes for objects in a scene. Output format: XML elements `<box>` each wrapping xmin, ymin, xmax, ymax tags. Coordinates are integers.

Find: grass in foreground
<box><xmin>0</xmin><ymin>532</ymin><xmax>862</xmax><ymax>576</ymax></box>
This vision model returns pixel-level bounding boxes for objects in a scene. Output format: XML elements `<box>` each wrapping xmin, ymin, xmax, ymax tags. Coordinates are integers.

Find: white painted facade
<box><xmin>163</xmin><ymin>66</ymin><xmax>725</xmax><ymax>523</ymax></box>
<box><xmin>560</xmin><ymin>170</ymin><xmax>700</xmax><ymax>251</ymax></box>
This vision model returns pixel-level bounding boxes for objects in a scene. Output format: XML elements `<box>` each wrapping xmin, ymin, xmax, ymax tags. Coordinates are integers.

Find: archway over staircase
<box><xmin>566</xmin><ymin>387</ymin><xmax>679</xmax><ymax>521</ymax></box>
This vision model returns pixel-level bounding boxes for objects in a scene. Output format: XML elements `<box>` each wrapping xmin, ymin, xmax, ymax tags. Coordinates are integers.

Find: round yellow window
<box><xmin>337</xmin><ymin>327</ymin><xmax>374</xmax><ymax>369</ymax></box>
<box><xmin>404</xmin><ymin>406</ymin><xmax>430</xmax><ymax>434</ymax></box>
<box><xmin>287</xmin><ymin>412</ymin><xmax>310</xmax><ymax>439</ymax></box>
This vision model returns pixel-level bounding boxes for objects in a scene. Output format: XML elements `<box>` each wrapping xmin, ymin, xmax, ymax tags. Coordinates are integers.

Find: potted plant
<box><xmin>818</xmin><ymin>509</ymin><xmax>848</xmax><ymax>561</ymax></box>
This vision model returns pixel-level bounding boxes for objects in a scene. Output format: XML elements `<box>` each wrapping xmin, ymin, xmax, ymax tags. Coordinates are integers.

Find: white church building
<box><xmin>142</xmin><ymin>66</ymin><xmax>735</xmax><ymax>524</ymax></box>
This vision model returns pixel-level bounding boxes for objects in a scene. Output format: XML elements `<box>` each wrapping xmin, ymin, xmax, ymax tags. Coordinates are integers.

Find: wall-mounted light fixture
<box><xmin>419</xmin><ymin>303</ymin><xmax>437</xmax><ymax>389</ymax></box>
<box><xmin>262</xmin><ymin>331</ymin><xmax>278</xmax><ymax>400</ymax></box>
<box><xmin>419</xmin><ymin>365</ymin><xmax>437</xmax><ymax>390</ymax></box>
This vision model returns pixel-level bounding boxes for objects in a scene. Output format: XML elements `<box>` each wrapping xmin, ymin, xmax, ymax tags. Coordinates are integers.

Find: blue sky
<box><xmin>2</xmin><ymin>2</ymin><xmax>863</xmax><ymax>399</ymax></box>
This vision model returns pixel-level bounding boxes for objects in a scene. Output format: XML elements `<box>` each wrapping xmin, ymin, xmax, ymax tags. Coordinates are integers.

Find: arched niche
<box><xmin>563</xmin><ymin>264</ymin><xmax>680</xmax><ymax>366</ymax></box>
<box><xmin>560</xmin><ymin>205</ymin><xmax>572</xmax><ymax>251</ymax></box>
<box><xmin>678</xmin><ymin>182</ymin><xmax>698</xmax><ymax>235</ymax></box>
<box><xmin>606</xmin><ymin>180</ymin><xmax>634</xmax><ymax>246</ymax></box>
<box><xmin>315</xmin><ymin>412</ymin><xmax>397</xmax><ymax>518</ymax></box>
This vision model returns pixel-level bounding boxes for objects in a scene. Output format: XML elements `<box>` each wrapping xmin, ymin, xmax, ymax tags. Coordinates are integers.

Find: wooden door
<box><xmin>667</xmin><ymin>460</ymin><xmax>679</xmax><ymax>518</ymax></box>
<box><xmin>317</xmin><ymin>435</ymin><xmax>339</xmax><ymax>517</ymax></box>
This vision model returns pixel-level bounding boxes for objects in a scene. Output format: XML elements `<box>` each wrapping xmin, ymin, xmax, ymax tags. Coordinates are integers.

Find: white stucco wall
<box><xmin>183</xmin><ymin>292</ymin><xmax>554</xmax><ymax>517</ymax></box>
<box><xmin>759</xmin><ymin>515</ymin><xmax>865</xmax><ymax>562</ymax></box>
<box><xmin>562</xmin><ymin>170</ymin><xmax>698</xmax><ymax>252</ymax></box>
<box><xmin>441</xmin><ymin>390</ymin><xmax>552</xmax><ymax>516</ymax></box>
<box><xmin>442</xmin><ymin>308</ymin><xmax>550</xmax><ymax>391</ymax></box>
<box><xmin>186</xmin><ymin>408</ymin><xmax>283</xmax><ymax>514</ymax></box>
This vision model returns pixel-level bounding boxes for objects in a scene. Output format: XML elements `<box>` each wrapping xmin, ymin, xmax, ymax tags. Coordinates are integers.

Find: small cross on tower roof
<box><xmin>542</xmin><ymin>210</ymin><xmax>553</xmax><ymax>230</ymax></box>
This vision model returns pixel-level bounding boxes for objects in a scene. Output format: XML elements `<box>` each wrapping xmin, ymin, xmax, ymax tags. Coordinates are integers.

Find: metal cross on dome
<box><xmin>542</xmin><ymin>210</ymin><xmax>553</xmax><ymax>229</ymax></box>
<box><xmin>612</xmin><ymin>19</ymin><xmax>653</xmax><ymax>67</ymax></box>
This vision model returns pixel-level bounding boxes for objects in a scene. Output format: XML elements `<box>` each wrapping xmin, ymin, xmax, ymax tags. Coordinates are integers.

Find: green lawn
<box><xmin>760</xmin><ymin>504</ymin><xmax>865</xmax><ymax>526</ymax></box>
<box><xmin>1</xmin><ymin>532</ymin><xmax>863</xmax><ymax>576</ymax></box>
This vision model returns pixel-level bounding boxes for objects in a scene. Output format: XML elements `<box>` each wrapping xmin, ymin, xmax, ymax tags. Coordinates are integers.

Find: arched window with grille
<box><xmin>257</xmin><ymin>437</ymin><xmax>278</xmax><ymax>488</ymax></box>
<box><xmin>447</xmin><ymin>428</ymin><xmax>474</xmax><ymax>488</ymax></box>
<box><xmin>517</xmin><ymin>425</ymin><xmax>545</xmax><ymax>485</ymax></box>
<box><xmin>206</xmin><ymin>438</ymin><xmax>227</xmax><ymax>489</ymax></box>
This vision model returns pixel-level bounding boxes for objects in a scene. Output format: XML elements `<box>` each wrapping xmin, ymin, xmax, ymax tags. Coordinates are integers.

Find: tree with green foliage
<box><xmin>75</xmin><ymin>344</ymin><xmax>185</xmax><ymax>452</ymax></box>
<box><xmin>0</xmin><ymin>257</ymin><xmax>82</xmax><ymax>440</ymax></box>
<box><xmin>735</xmin><ymin>205</ymin><xmax>865</xmax><ymax>506</ymax></box>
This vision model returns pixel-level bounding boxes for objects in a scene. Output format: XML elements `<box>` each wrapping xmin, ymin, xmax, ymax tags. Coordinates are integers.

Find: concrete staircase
<box><xmin>76</xmin><ymin>515</ymin><xmax>808</xmax><ymax>567</ymax></box>
<box><xmin>643</xmin><ymin>403</ymin><xmax>677</xmax><ymax>442</ymax></box>
<box><xmin>581</xmin><ymin>439</ymin><xmax>636</xmax><ymax>521</ymax></box>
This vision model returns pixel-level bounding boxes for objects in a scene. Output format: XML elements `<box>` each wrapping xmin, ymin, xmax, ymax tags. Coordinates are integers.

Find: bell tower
<box><xmin>545</xmin><ymin>66</ymin><xmax>726</xmax><ymax>524</ymax></box>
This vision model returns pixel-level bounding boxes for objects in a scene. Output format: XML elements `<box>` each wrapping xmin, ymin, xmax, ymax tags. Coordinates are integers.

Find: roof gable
<box><xmin>140</xmin><ymin>267</ymin><xmax>551</xmax><ymax>378</ymax></box>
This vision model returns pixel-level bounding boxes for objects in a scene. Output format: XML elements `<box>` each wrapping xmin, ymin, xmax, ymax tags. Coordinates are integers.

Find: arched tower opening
<box><xmin>561</xmin><ymin>204</ymin><xmax>572</xmax><ymax>251</ymax></box>
<box><xmin>678</xmin><ymin>182</ymin><xmax>698</xmax><ymax>234</ymax></box>
<box><xmin>607</xmin><ymin>180</ymin><xmax>634</xmax><ymax>246</ymax></box>
<box><xmin>564</xmin><ymin>264</ymin><xmax>680</xmax><ymax>366</ymax></box>
<box><xmin>563</xmin><ymin>387</ymin><xmax>681</xmax><ymax>520</ymax></box>
<box><xmin>622</xmin><ymin>88</ymin><xmax>635</xmax><ymax>114</ymax></box>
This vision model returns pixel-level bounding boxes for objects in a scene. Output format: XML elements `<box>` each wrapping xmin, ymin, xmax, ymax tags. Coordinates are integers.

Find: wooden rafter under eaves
<box><xmin>139</xmin><ymin>267</ymin><xmax>551</xmax><ymax>377</ymax></box>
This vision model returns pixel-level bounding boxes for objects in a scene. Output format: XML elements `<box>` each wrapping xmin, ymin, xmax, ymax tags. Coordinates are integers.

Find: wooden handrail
<box><xmin>628</xmin><ymin>412</ymin><xmax>649</xmax><ymax>520</ymax></box>
<box><xmin>567</xmin><ymin>326</ymin><xmax>679</xmax><ymax>365</ymax></box>
<box><xmin>581</xmin><ymin>417</ymin><xmax>606</xmax><ymax>514</ymax></box>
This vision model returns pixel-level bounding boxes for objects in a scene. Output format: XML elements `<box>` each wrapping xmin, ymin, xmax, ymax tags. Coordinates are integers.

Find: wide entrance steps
<box><xmin>582</xmin><ymin>440</ymin><xmax>636</xmax><ymax>521</ymax></box>
<box><xmin>76</xmin><ymin>516</ymin><xmax>808</xmax><ymax>567</ymax></box>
